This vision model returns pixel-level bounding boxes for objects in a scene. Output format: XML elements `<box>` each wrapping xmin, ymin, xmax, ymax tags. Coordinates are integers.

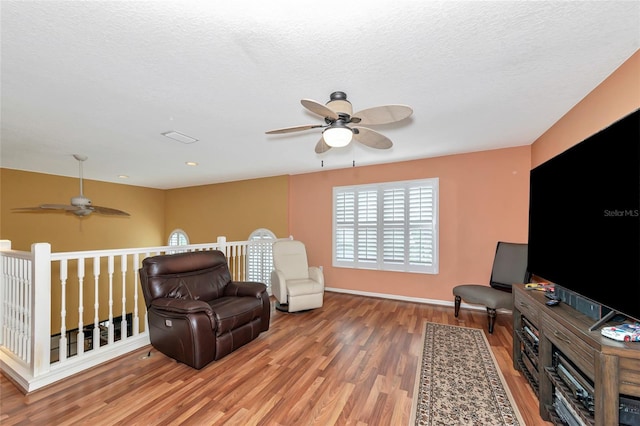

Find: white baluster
<box><xmin>32</xmin><ymin>242</ymin><xmax>51</xmax><ymax>374</ymax></box>
<box><xmin>7</xmin><ymin>257</ymin><xmax>16</xmax><ymax>354</ymax></box>
<box><xmin>0</xmin><ymin>256</ymin><xmax>5</xmax><ymax>347</ymax></box>
<box><xmin>77</xmin><ymin>259</ymin><xmax>85</xmax><ymax>356</ymax></box>
<box><xmin>133</xmin><ymin>253</ymin><xmax>140</xmax><ymax>335</ymax></box>
<box><xmin>93</xmin><ymin>257</ymin><xmax>101</xmax><ymax>351</ymax></box>
<box><xmin>233</xmin><ymin>245</ymin><xmax>238</xmax><ymax>280</ymax></box>
<box><xmin>12</xmin><ymin>257</ymin><xmax>20</xmax><ymax>356</ymax></box>
<box><xmin>1</xmin><ymin>256</ymin><xmax>8</xmax><ymax>348</ymax></box>
<box><xmin>16</xmin><ymin>259</ymin><xmax>27</xmax><ymax>359</ymax></box>
<box><xmin>107</xmin><ymin>255</ymin><xmax>114</xmax><ymax>344</ymax></box>
<box><xmin>120</xmin><ymin>254</ymin><xmax>127</xmax><ymax>341</ymax></box>
<box><xmin>59</xmin><ymin>260</ymin><xmax>68</xmax><ymax>362</ymax></box>
<box><xmin>241</xmin><ymin>244</ymin><xmax>247</xmax><ymax>281</ymax></box>
<box><xmin>5</xmin><ymin>258</ymin><xmax>14</xmax><ymax>357</ymax></box>
<box><xmin>0</xmin><ymin>242</ymin><xmax>8</xmax><ymax>347</ymax></box>
<box><xmin>24</xmin><ymin>258</ymin><xmax>32</xmax><ymax>364</ymax></box>
<box><xmin>12</xmin><ymin>258</ymin><xmax>20</xmax><ymax>358</ymax></box>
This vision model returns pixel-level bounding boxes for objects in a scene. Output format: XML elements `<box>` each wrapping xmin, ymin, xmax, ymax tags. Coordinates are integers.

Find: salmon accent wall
<box><xmin>290</xmin><ymin>146</ymin><xmax>531</xmax><ymax>302</ymax></box>
<box><xmin>164</xmin><ymin>175</ymin><xmax>289</xmax><ymax>242</ymax></box>
<box><xmin>532</xmin><ymin>50</ymin><xmax>640</xmax><ymax>167</ymax></box>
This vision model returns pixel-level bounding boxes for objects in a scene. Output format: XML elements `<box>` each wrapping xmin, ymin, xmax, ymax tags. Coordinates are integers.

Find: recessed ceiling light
<box><xmin>161</xmin><ymin>131</ymin><xmax>198</xmax><ymax>144</ymax></box>
<box><xmin>118</xmin><ymin>175</ymin><xmax>129</xmax><ymax>179</ymax></box>
<box><xmin>185</xmin><ymin>161</ymin><xmax>198</xmax><ymax>166</ymax></box>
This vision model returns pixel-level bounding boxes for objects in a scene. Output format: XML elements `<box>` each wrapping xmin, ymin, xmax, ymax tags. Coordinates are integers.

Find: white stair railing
<box><xmin>0</xmin><ymin>237</ymin><xmax>269</xmax><ymax>393</ymax></box>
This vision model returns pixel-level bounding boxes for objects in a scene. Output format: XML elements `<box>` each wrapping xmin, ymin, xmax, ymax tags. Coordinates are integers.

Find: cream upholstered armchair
<box><xmin>271</xmin><ymin>240</ymin><xmax>324</xmax><ymax>312</ymax></box>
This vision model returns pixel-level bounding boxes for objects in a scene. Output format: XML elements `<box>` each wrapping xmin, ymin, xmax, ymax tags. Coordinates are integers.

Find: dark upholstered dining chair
<box><xmin>453</xmin><ymin>242</ymin><xmax>530</xmax><ymax>333</ymax></box>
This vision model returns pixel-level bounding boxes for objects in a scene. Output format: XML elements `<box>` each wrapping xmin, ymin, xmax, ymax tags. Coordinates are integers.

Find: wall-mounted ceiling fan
<box><xmin>265</xmin><ymin>91</ymin><xmax>413</xmax><ymax>153</ymax></box>
<box><xmin>13</xmin><ymin>154</ymin><xmax>130</xmax><ymax>217</ymax></box>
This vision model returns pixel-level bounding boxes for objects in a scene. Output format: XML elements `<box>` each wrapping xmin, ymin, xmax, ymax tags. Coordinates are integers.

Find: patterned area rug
<box><xmin>411</xmin><ymin>322</ymin><xmax>524</xmax><ymax>426</ymax></box>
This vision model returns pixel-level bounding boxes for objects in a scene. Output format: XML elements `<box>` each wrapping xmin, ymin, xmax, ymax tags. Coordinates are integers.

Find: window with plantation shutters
<box><xmin>247</xmin><ymin>228</ymin><xmax>277</xmax><ymax>290</ymax></box>
<box><xmin>168</xmin><ymin>229</ymin><xmax>189</xmax><ymax>246</ymax></box>
<box><xmin>333</xmin><ymin>178</ymin><xmax>438</xmax><ymax>274</ymax></box>
<box><xmin>167</xmin><ymin>229</ymin><xmax>190</xmax><ymax>254</ymax></box>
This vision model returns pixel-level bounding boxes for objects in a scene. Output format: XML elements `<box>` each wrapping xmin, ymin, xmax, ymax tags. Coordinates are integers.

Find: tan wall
<box><xmin>0</xmin><ymin>168</ymin><xmax>165</xmax><ymax>251</ymax></box>
<box><xmin>532</xmin><ymin>50</ymin><xmax>640</xmax><ymax>167</ymax></box>
<box><xmin>290</xmin><ymin>146</ymin><xmax>531</xmax><ymax>302</ymax></box>
<box><xmin>1</xmin><ymin>168</ymin><xmax>166</xmax><ymax>332</ymax></box>
<box><xmin>0</xmin><ymin>168</ymin><xmax>290</xmax><ymax>248</ymax></box>
<box><xmin>164</xmin><ymin>175</ymin><xmax>290</xmax><ymax>242</ymax></box>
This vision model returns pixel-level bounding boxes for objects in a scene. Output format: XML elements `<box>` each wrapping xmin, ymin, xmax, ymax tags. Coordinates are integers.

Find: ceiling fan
<box><xmin>265</xmin><ymin>91</ymin><xmax>413</xmax><ymax>153</ymax></box>
<box><xmin>13</xmin><ymin>154</ymin><xmax>130</xmax><ymax>217</ymax></box>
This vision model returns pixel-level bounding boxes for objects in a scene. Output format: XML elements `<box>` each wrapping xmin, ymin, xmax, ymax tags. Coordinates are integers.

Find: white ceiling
<box><xmin>1</xmin><ymin>1</ymin><xmax>639</xmax><ymax>190</ymax></box>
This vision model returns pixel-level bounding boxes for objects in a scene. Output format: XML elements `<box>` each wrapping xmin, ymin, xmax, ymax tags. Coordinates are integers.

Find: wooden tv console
<box><xmin>512</xmin><ymin>284</ymin><xmax>640</xmax><ymax>425</ymax></box>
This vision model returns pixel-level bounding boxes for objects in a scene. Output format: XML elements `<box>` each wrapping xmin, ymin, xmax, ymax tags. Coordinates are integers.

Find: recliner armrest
<box><xmin>308</xmin><ymin>266</ymin><xmax>324</xmax><ymax>287</ymax></box>
<box><xmin>270</xmin><ymin>269</ymin><xmax>287</xmax><ymax>303</ymax></box>
<box><xmin>150</xmin><ymin>298</ymin><xmax>216</xmax><ymax>329</ymax></box>
<box><xmin>224</xmin><ymin>281</ymin><xmax>267</xmax><ymax>298</ymax></box>
<box><xmin>151</xmin><ymin>297</ymin><xmax>211</xmax><ymax>313</ymax></box>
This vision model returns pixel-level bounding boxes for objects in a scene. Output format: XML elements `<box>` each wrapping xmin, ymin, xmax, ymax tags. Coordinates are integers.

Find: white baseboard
<box><xmin>324</xmin><ymin>287</ymin><xmax>512</xmax><ymax>313</ymax></box>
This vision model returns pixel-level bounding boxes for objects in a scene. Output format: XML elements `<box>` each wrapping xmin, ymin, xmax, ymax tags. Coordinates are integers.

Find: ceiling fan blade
<box><xmin>301</xmin><ymin>99</ymin><xmax>339</xmax><ymax>120</ymax></box>
<box><xmin>42</xmin><ymin>204</ymin><xmax>81</xmax><ymax>211</ymax></box>
<box><xmin>352</xmin><ymin>105</ymin><xmax>413</xmax><ymax>125</ymax></box>
<box><xmin>90</xmin><ymin>205</ymin><xmax>131</xmax><ymax>216</ymax></box>
<box><xmin>352</xmin><ymin>127</ymin><xmax>393</xmax><ymax>149</ymax></box>
<box><xmin>315</xmin><ymin>137</ymin><xmax>332</xmax><ymax>154</ymax></box>
<box><xmin>266</xmin><ymin>124</ymin><xmax>324</xmax><ymax>134</ymax></box>
<box><xmin>13</xmin><ymin>204</ymin><xmax>79</xmax><ymax>212</ymax></box>
<box><xmin>12</xmin><ymin>155</ymin><xmax>130</xmax><ymax>218</ymax></box>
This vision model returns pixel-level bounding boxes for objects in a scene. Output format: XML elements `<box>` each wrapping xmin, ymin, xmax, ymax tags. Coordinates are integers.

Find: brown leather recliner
<box><xmin>139</xmin><ymin>250</ymin><xmax>270</xmax><ymax>369</ymax></box>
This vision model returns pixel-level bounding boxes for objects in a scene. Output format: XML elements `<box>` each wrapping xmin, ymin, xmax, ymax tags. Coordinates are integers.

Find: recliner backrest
<box><xmin>489</xmin><ymin>242</ymin><xmax>530</xmax><ymax>292</ymax></box>
<box><xmin>272</xmin><ymin>240</ymin><xmax>310</xmax><ymax>280</ymax></box>
<box><xmin>140</xmin><ymin>250</ymin><xmax>231</xmax><ymax>307</ymax></box>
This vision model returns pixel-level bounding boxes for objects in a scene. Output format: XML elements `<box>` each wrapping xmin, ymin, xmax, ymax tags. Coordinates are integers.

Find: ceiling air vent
<box><xmin>161</xmin><ymin>131</ymin><xmax>198</xmax><ymax>144</ymax></box>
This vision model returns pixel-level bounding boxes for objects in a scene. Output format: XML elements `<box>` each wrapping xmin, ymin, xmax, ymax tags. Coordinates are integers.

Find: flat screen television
<box><xmin>528</xmin><ymin>109</ymin><xmax>640</xmax><ymax>325</ymax></box>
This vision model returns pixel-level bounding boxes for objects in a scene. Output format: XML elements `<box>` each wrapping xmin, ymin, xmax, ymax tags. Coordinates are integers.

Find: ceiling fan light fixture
<box><xmin>267</xmin><ymin>92</ymin><xmax>411</xmax><ymax>152</ymax></box>
<box><xmin>323</xmin><ymin>126</ymin><xmax>352</xmax><ymax>148</ymax></box>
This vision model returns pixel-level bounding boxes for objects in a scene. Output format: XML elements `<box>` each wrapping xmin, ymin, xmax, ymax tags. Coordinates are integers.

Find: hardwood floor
<box><xmin>1</xmin><ymin>292</ymin><xmax>549</xmax><ymax>425</ymax></box>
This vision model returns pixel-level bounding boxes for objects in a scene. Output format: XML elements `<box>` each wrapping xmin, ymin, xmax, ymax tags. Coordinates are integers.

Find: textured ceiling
<box><xmin>1</xmin><ymin>1</ymin><xmax>639</xmax><ymax>189</ymax></box>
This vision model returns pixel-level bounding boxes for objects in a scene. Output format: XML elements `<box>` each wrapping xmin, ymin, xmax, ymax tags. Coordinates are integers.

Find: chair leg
<box><xmin>275</xmin><ymin>301</ymin><xmax>289</xmax><ymax>312</ymax></box>
<box><xmin>486</xmin><ymin>308</ymin><xmax>497</xmax><ymax>334</ymax></box>
<box><xmin>454</xmin><ymin>296</ymin><xmax>461</xmax><ymax>317</ymax></box>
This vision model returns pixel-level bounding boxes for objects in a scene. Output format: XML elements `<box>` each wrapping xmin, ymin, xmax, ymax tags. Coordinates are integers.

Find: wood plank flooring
<box><xmin>1</xmin><ymin>292</ymin><xmax>549</xmax><ymax>425</ymax></box>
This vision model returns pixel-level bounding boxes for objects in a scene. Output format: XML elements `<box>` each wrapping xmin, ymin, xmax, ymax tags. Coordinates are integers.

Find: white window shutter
<box><xmin>247</xmin><ymin>228</ymin><xmax>277</xmax><ymax>287</ymax></box>
<box><xmin>333</xmin><ymin>178</ymin><xmax>438</xmax><ymax>274</ymax></box>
